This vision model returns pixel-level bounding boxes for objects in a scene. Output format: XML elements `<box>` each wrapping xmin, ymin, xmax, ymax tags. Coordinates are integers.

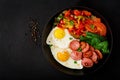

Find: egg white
<box><xmin>51</xmin><ymin>46</ymin><xmax>83</xmax><ymax>69</ymax></box>
<box><xmin>46</xmin><ymin>27</ymin><xmax>83</xmax><ymax>69</ymax></box>
<box><xmin>46</xmin><ymin>27</ymin><xmax>75</xmax><ymax>48</ymax></box>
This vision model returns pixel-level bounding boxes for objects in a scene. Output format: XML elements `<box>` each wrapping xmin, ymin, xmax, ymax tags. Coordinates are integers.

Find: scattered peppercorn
<box><xmin>29</xmin><ymin>17</ymin><xmax>40</xmax><ymax>45</ymax></box>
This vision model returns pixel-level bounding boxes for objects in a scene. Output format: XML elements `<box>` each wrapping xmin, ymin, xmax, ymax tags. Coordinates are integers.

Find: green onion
<box><xmin>77</xmin><ymin>47</ymin><xmax>82</xmax><ymax>52</ymax></box>
<box><xmin>90</xmin><ymin>24</ymin><xmax>95</xmax><ymax>29</ymax></box>
<box><xmin>69</xmin><ymin>20</ymin><xmax>74</xmax><ymax>26</ymax></box>
<box><xmin>56</xmin><ymin>13</ymin><xmax>63</xmax><ymax>22</ymax></box>
<box><xmin>74</xmin><ymin>61</ymin><xmax>77</xmax><ymax>64</ymax></box>
<box><xmin>69</xmin><ymin>37</ymin><xmax>73</xmax><ymax>40</ymax></box>
<box><xmin>49</xmin><ymin>44</ymin><xmax>53</xmax><ymax>48</ymax></box>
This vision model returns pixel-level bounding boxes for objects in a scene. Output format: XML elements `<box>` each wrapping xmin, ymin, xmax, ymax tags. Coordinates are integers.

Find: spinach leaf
<box><xmin>86</xmin><ymin>32</ymin><xmax>106</xmax><ymax>41</ymax></box>
<box><xmin>91</xmin><ymin>38</ymin><xmax>101</xmax><ymax>46</ymax></box>
<box><xmin>79</xmin><ymin>32</ymin><xmax>109</xmax><ymax>54</ymax></box>
<box><xmin>94</xmin><ymin>41</ymin><xmax>109</xmax><ymax>54</ymax></box>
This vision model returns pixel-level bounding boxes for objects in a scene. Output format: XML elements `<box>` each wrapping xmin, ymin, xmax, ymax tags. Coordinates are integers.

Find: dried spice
<box><xmin>29</xmin><ymin>17</ymin><xmax>40</xmax><ymax>45</ymax></box>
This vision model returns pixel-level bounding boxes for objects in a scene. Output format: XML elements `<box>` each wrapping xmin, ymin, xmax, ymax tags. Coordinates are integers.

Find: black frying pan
<box><xmin>41</xmin><ymin>6</ymin><xmax>113</xmax><ymax>76</ymax></box>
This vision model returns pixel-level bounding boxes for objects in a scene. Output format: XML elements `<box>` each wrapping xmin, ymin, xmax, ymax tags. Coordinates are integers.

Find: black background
<box><xmin>0</xmin><ymin>0</ymin><xmax>120</xmax><ymax>80</ymax></box>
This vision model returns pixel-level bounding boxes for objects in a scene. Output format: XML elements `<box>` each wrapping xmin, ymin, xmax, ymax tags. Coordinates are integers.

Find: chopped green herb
<box><xmin>69</xmin><ymin>37</ymin><xmax>73</xmax><ymax>40</ymax></box>
<box><xmin>69</xmin><ymin>20</ymin><xmax>74</xmax><ymax>26</ymax></box>
<box><xmin>49</xmin><ymin>44</ymin><xmax>53</xmax><ymax>48</ymax></box>
<box><xmin>74</xmin><ymin>61</ymin><xmax>77</xmax><ymax>64</ymax></box>
<box><xmin>78</xmin><ymin>16</ymin><xmax>83</xmax><ymax>20</ymax></box>
<box><xmin>53</xmin><ymin>22</ymin><xmax>58</xmax><ymax>26</ymax></box>
<box><xmin>77</xmin><ymin>47</ymin><xmax>82</xmax><ymax>52</ymax></box>
<box><xmin>90</xmin><ymin>24</ymin><xmax>95</xmax><ymax>29</ymax></box>
<box><xmin>56</xmin><ymin>13</ymin><xmax>63</xmax><ymax>22</ymax></box>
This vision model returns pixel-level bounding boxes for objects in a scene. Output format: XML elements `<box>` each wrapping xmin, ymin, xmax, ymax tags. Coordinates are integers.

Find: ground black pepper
<box><xmin>28</xmin><ymin>17</ymin><xmax>40</xmax><ymax>45</ymax></box>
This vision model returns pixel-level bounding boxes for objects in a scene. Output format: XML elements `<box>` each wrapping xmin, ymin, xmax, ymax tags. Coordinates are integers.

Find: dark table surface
<box><xmin>0</xmin><ymin>0</ymin><xmax>120</xmax><ymax>80</ymax></box>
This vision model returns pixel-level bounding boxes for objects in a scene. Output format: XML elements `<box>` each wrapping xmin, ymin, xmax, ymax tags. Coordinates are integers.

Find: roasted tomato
<box><xmin>73</xmin><ymin>9</ymin><xmax>81</xmax><ymax>16</ymax></box>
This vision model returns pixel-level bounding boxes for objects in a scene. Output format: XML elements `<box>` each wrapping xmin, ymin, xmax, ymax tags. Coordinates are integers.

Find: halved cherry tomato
<box><xmin>64</xmin><ymin>10</ymin><xmax>71</xmax><ymax>17</ymax></box>
<box><xmin>92</xmin><ymin>17</ymin><xmax>101</xmax><ymax>23</ymax></box>
<box><xmin>73</xmin><ymin>10</ymin><xmax>81</xmax><ymax>16</ymax></box>
<box><xmin>82</xmin><ymin>10</ymin><xmax>91</xmax><ymax>16</ymax></box>
<box><xmin>60</xmin><ymin>19</ymin><xmax>64</xmax><ymax>24</ymax></box>
<box><xmin>94</xmin><ymin>22</ymin><xmax>107</xmax><ymax>36</ymax></box>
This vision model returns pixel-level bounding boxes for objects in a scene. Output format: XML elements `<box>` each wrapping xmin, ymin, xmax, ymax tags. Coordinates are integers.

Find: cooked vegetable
<box><xmin>94</xmin><ymin>41</ymin><xmax>109</xmax><ymax>54</ymax></box>
<box><xmin>56</xmin><ymin>13</ymin><xmax>63</xmax><ymax>22</ymax></box>
<box><xmin>69</xmin><ymin>20</ymin><xmax>74</xmax><ymax>26</ymax></box>
<box><xmin>53</xmin><ymin>9</ymin><xmax>107</xmax><ymax>38</ymax></box>
<box><xmin>80</xmin><ymin>32</ymin><xmax>109</xmax><ymax>54</ymax></box>
<box><xmin>90</xmin><ymin>24</ymin><xmax>95</xmax><ymax>29</ymax></box>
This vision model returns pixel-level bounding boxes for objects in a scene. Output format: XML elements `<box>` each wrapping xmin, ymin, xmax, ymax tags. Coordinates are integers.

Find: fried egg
<box><xmin>51</xmin><ymin>46</ymin><xmax>83</xmax><ymax>69</ymax></box>
<box><xmin>46</xmin><ymin>27</ymin><xmax>74</xmax><ymax>48</ymax></box>
<box><xmin>46</xmin><ymin>26</ymin><xmax>83</xmax><ymax>69</ymax></box>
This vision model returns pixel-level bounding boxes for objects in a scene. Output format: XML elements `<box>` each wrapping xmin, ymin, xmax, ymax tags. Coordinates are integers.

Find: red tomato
<box><xmin>82</xmin><ymin>10</ymin><xmax>91</xmax><ymax>16</ymax></box>
<box><xmin>92</xmin><ymin>17</ymin><xmax>101</xmax><ymax>23</ymax></box>
<box><xmin>60</xmin><ymin>19</ymin><xmax>64</xmax><ymax>24</ymax></box>
<box><xmin>57</xmin><ymin>23</ymin><xmax>63</xmax><ymax>28</ymax></box>
<box><xmin>94</xmin><ymin>22</ymin><xmax>107</xmax><ymax>36</ymax></box>
<box><xmin>64</xmin><ymin>10</ymin><xmax>71</xmax><ymax>17</ymax></box>
<box><xmin>73</xmin><ymin>10</ymin><xmax>81</xmax><ymax>16</ymax></box>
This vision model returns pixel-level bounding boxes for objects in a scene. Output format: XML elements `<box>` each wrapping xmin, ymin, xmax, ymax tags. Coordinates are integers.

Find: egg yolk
<box><xmin>57</xmin><ymin>51</ymin><xmax>70</xmax><ymax>62</ymax></box>
<box><xmin>54</xmin><ymin>28</ymin><xmax>65</xmax><ymax>39</ymax></box>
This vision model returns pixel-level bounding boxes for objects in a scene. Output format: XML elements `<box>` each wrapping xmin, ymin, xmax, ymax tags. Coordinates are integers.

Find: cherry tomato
<box><xmin>64</xmin><ymin>10</ymin><xmax>71</xmax><ymax>17</ymax></box>
<box><xmin>73</xmin><ymin>10</ymin><xmax>81</xmax><ymax>16</ymax></box>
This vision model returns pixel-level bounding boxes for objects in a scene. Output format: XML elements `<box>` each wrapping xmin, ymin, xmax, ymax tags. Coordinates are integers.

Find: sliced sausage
<box><xmin>69</xmin><ymin>40</ymin><xmax>80</xmax><ymax>50</ymax></box>
<box><xmin>95</xmin><ymin>49</ymin><xmax>103</xmax><ymax>59</ymax></box>
<box><xmin>82</xmin><ymin>43</ymin><xmax>90</xmax><ymax>53</ymax></box>
<box><xmin>70</xmin><ymin>51</ymin><xmax>82</xmax><ymax>60</ymax></box>
<box><xmin>80</xmin><ymin>42</ymin><xmax>86</xmax><ymax>49</ymax></box>
<box><xmin>81</xmin><ymin>58</ymin><xmax>93</xmax><ymax>68</ymax></box>
<box><xmin>91</xmin><ymin>52</ymin><xmax>98</xmax><ymax>63</ymax></box>
<box><xmin>83</xmin><ymin>51</ymin><xmax>93</xmax><ymax>58</ymax></box>
<box><xmin>89</xmin><ymin>46</ymin><xmax>95</xmax><ymax>51</ymax></box>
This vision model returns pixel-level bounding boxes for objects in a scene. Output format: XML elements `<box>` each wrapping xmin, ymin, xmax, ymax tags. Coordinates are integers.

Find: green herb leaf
<box><xmin>69</xmin><ymin>37</ymin><xmax>73</xmax><ymax>40</ymax></box>
<box><xmin>91</xmin><ymin>37</ymin><xmax>101</xmax><ymax>46</ymax></box>
<box><xmin>77</xmin><ymin>47</ymin><xmax>82</xmax><ymax>52</ymax></box>
<box><xmin>49</xmin><ymin>44</ymin><xmax>53</xmax><ymax>48</ymax></box>
<box><xmin>53</xmin><ymin>22</ymin><xmax>58</xmax><ymax>26</ymax></box>
<box><xmin>56</xmin><ymin>13</ymin><xmax>63</xmax><ymax>22</ymax></box>
<box><xmin>90</xmin><ymin>24</ymin><xmax>95</xmax><ymax>29</ymax></box>
<box><xmin>74</xmin><ymin>61</ymin><xmax>77</xmax><ymax>64</ymax></box>
<box><xmin>70</xmin><ymin>20</ymin><xmax>74</xmax><ymax>26</ymax></box>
